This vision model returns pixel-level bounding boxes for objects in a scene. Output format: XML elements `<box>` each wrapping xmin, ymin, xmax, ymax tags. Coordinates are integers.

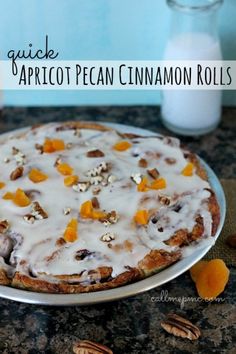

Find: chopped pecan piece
<box><xmin>23</xmin><ymin>214</ymin><xmax>35</xmax><ymax>224</ymax></box>
<box><xmin>0</xmin><ymin>220</ymin><xmax>10</xmax><ymax>233</ymax></box>
<box><xmin>35</xmin><ymin>143</ymin><xmax>43</xmax><ymax>154</ymax></box>
<box><xmin>161</xmin><ymin>313</ymin><xmax>201</xmax><ymax>340</ymax></box>
<box><xmin>32</xmin><ymin>201</ymin><xmax>48</xmax><ymax>220</ymax></box>
<box><xmin>75</xmin><ymin>249</ymin><xmax>95</xmax><ymax>261</ymax></box>
<box><xmin>73</xmin><ymin>182</ymin><xmax>90</xmax><ymax>192</ymax></box>
<box><xmin>12</xmin><ymin>147</ymin><xmax>19</xmax><ymax>155</ymax></box>
<box><xmin>90</xmin><ymin>175</ymin><xmax>104</xmax><ymax>185</ymax></box>
<box><xmin>91</xmin><ymin>197</ymin><xmax>100</xmax><ymax>209</ymax></box>
<box><xmin>147</xmin><ymin>168</ymin><xmax>160</xmax><ymax>179</ymax></box>
<box><xmin>63</xmin><ymin>207</ymin><xmax>71</xmax><ymax>215</ymax></box>
<box><xmin>92</xmin><ymin>186</ymin><xmax>101</xmax><ymax>195</ymax></box>
<box><xmin>131</xmin><ymin>173</ymin><xmax>142</xmax><ymax>185</ymax></box>
<box><xmin>100</xmin><ymin>211</ymin><xmax>119</xmax><ymax>225</ymax></box>
<box><xmin>158</xmin><ymin>194</ymin><xmax>171</xmax><ymax>206</ymax></box>
<box><xmin>54</xmin><ymin>157</ymin><xmax>62</xmax><ymax>167</ymax></box>
<box><xmin>100</xmin><ymin>232</ymin><xmax>116</xmax><ymax>242</ymax></box>
<box><xmin>87</xmin><ymin>149</ymin><xmax>105</xmax><ymax>158</ymax></box>
<box><xmin>85</xmin><ymin>161</ymin><xmax>109</xmax><ymax>177</ymax></box>
<box><xmin>10</xmin><ymin>166</ymin><xmax>24</xmax><ymax>181</ymax></box>
<box><xmin>165</xmin><ymin>157</ymin><xmax>176</xmax><ymax>165</ymax></box>
<box><xmin>138</xmin><ymin>158</ymin><xmax>148</xmax><ymax>168</ymax></box>
<box><xmin>56</xmin><ymin>237</ymin><xmax>66</xmax><ymax>247</ymax></box>
<box><xmin>107</xmin><ymin>175</ymin><xmax>117</xmax><ymax>184</ymax></box>
<box><xmin>73</xmin><ymin>340</ymin><xmax>113</xmax><ymax>354</ymax></box>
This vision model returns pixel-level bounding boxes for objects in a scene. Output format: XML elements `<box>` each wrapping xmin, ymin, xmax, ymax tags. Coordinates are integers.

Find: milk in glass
<box><xmin>161</xmin><ymin>0</ymin><xmax>223</xmax><ymax>135</ymax></box>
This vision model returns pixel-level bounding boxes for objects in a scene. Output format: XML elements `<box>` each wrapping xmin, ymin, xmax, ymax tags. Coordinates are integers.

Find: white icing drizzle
<box><xmin>0</xmin><ymin>123</ymin><xmax>213</xmax><ymax>281</ymax></box>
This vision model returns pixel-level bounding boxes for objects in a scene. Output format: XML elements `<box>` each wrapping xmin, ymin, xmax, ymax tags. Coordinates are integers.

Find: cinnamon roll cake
<box><xmin>0</xmin><ymin>122</ymin><xmax>220</xmax><ymax>293</ymax></box>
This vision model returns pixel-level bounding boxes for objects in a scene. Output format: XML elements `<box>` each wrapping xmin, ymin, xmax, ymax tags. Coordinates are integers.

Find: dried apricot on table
<box><xmin>190</xmin><ymin>260</ymin><xmax>208</xmax><ymax>283</ymax></box>
<box><xmin>196</xmin><ymin>259</ymin><xmax>230</xmax><ymax>300</ymax></box>
<box><xmin>28</xmin><ymin>168</ymin><xmax>48</xmax><ymax>183</ymax></box>
<box><xmin>113</xmin><ymin>140</ymin><xmax>132</xmax><ymax>151</ymax></box>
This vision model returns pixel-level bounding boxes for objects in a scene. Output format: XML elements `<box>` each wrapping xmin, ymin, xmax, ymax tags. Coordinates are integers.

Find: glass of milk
<box><xmin>161</xmin><ymin>0</ymin><xmax>223</xmax><ymax>136</ymax></box>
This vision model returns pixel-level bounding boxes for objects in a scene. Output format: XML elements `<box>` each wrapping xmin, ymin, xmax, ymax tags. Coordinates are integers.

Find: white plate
<box><xmin>0</xmin><ymin>122</ymin><xmax>226</xmax><ymax>305</ymax></box>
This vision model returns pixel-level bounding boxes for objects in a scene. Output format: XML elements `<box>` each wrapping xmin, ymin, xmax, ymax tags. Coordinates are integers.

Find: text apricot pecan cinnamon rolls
<box><xmin>0</xmin><ymin>121</ymin><xmax>220</xmax><ymax>293</ymax></box>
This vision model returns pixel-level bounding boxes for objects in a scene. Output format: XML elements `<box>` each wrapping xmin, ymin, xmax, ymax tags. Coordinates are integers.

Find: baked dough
<box><xmin>0</xmin><ymin>122</ymin><xmax>220</xmax><ymax>293</ymax></box>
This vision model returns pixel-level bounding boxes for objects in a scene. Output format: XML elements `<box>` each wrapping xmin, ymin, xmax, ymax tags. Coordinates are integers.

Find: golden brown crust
<box><xmin>55</xmin><ymin>121</ymin><xmax>112</xmax><ymax>132</ymax></box>
<box><xmin>0</xmin><ymin>269</ymin><xmax>11</xmax><ymax>285</ymax></box>
<box><xmin>12</xmin><ymin>268</ymin><xmax>140</xmax><ymax>293</ymax></box>
<box><xmin>138</xmin><ymin>249</ymin><xmax>181</xmax><ymax>276</ymax></box>
<box><xmin>206</xmin><ymin>189</ymin><xmax>221</xmax><ymax>236</ymax></box>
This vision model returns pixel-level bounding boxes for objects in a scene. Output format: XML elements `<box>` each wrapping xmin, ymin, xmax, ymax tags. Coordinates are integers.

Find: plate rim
<box><xmin>0</xmin><ymin>122</ymin><xmax>226</xmax><ymax>306</ymax></box>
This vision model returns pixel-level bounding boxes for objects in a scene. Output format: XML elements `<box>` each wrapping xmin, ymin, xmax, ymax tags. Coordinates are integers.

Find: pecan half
<box><xmin>0</xmin><ymin>220</ymin><xmax>10</xmax><ymax>233</ymax></box>
<box><xmin>73</xmin><ymin>340</ymin><xmax>113</xmax><ymax>354</ymax></box>
<box><xmin>161</xmin><ymin>314</ymin><xmax>201</xmax><ymax>340</ymax></box>
<box><xmin>147</xmin><ymin>168</ymin><xmax>160</xmax><ymax>179</ymax></box>
<box><xmin>87</xmin><ymin>149</ymin><xmax>105</xmax><ymax>158</ymax></box>
<box><xmin>10</xmin><ymin>166</ymin><xmax>24</xmax><ymax>180</ymax></box>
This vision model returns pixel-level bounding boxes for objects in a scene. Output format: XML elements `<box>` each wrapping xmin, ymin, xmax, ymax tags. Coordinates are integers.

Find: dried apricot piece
<box><xmin>137</xmin><ymin>176</ymin><xmax>149</xmax><ymax>192</ymax></box>
<box><xmin>196</xmin><ymin>259</ymin><xmax>230</xmax><ymax>300</ymax></box>
<box><xmin>43</xmin><ymin>138</ymin><xmax>65</xmax><ymax>153</ymax></box>
<box><xmin>43</xmin><ymin>138</ymin><xmax>54</xmax><ymax>153</ymax></box>
<box><xmin>57</xmin><ymin>163</ymin><xmax>73</xmax><ymax>176</ymax></box>
<box><xmin>80</xmin><ymin>200</ymin><xmax>93</xmax><ymax>219</ymax></box>
<box><xmin>113</xmin><ymin>141</ymin><xmax>132</xmax><ymax>151</ymax></box>
<box><xmin>64</xmin><ymin>175</ymin><xmax>78</xmax><ymax>187</ymax></box>
<box><xmin>150</xmin><ymin>178</ymin><xmax>167</xmax><ymax>190</ymax></box>
<box><xmin>3</xmin><ymin>192</ymin><xmax>14</xmax><ymax>200</ymax></box>
<box><xmin>80</xmin><ymin>200</ymin><xmax>107</xmax><ymax>220</ymax></box>
<box><xmin>52</xmin><ymin>139</ymin><xmax>65</xmax><ymax>151</ymax></box>
<box><xmin>190</xmin><ymin>260</ymin><xmax>208</xmax><ymax>283</ymax></box>
<box><xmin>28</xmin><ymin>168</ymin><xmax>48</xmax><ymax>183</ymax></box>
<box><xmin>0</xmin><ymin>182</ymin><xmax>6</xmax><ymax>189</ymax></box>
<box><xmin>181</xmin><ymin>162</ymin><xmax>194</xmax><ymax>176</ymax></box>
<box><xmin>134</xmin><ymin>210</ymin><xmax>149</xmax><ymax>225</ymax></box>
<box><xmin>63</xmin><ymin>218</ymin><xmax>78</xmax><ymax>242</ymax></box>
<box><xmin>13</xmin><ymin>188</ymin><xmax>31</xmax><ymax>207</ymax></box>
<box><xmin>92</xmin><ymin>210</ymin><xmax>107</xmax><ymax>220</ymax></box>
